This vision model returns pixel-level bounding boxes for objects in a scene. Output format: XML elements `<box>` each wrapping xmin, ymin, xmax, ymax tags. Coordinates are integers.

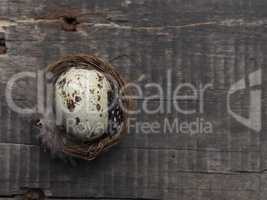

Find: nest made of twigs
<box><xmin>36</xmin><ymin>54</ymin><xmax>131</xmax><ymax>161</ymax></box>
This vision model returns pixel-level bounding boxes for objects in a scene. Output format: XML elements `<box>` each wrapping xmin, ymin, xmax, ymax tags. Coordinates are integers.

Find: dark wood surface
<box><xmin>0</xmin><ymin>0</ymin><xmax>267</xmax><ymax>199</ymax></box>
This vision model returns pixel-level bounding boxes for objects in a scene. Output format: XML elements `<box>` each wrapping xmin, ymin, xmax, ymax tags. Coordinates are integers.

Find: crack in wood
<box><xmin>1</xmin><ymin>17</ymin><xmax>267</xmax><ymax>31</ymax></box>
<box><xmin>0</xmin><ymin>33</ymin><xmax>6</xmax><ymax>54</ymax></box>
<box><xmin>46</xmin><ymin>197</ymin><xmax>158</xmax><ymax>200</ymax></box>
<box><xmin>61</xmin><ymin>16</ymin><xmax>80</xmax><ymax>32</ymax></box>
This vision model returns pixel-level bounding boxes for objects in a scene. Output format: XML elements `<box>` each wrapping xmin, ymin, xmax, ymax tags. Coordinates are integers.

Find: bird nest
<box><xmin>35</xmin><ymin>54</ymin><xmax>132</xmax><ymax>161</ymax></box>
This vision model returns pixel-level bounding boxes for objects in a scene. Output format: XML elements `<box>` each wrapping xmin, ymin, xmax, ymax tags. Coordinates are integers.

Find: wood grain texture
<box><xmin>0</xmin><ymin>0</ymin><xmax>267</xmax><ymax>199</ymax></box>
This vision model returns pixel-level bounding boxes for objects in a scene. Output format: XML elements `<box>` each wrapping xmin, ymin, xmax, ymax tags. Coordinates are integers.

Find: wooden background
<box><xmin>0</xmin><ymin>0</ymin><xmax>267</xmax><ymax>199</ymax></box>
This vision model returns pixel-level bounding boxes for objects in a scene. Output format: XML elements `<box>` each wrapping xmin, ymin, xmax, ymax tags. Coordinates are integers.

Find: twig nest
<box><xmin>35</xmin><ymin>54</ymin><xmax>131</xmax><ymax>161</ymax></box>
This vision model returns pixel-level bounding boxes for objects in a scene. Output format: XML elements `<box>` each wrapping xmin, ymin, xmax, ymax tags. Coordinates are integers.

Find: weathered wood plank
<box><xmin>0</xmin><ymin>143</ymin><xmax>262</xmax><ymax>199</ymax></box>
<box><xmin>1</xmin><ymin>0</ymin><xmax>267</xmax><ymax>27</ymax></box>
<box><xmin>0</xmin><ymin>22</ymin><xmax>265</xmax><ymax>151</ymax></box>
<box><xmin>3</xmin><ymin>22</ymin><xmax>266</xmax><ymax>90</ymax></box>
